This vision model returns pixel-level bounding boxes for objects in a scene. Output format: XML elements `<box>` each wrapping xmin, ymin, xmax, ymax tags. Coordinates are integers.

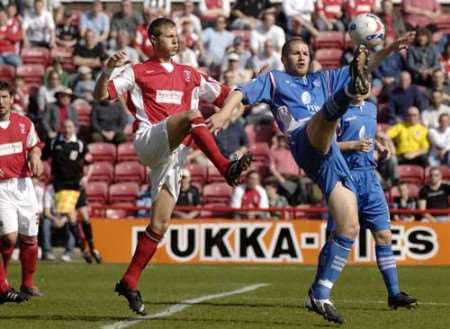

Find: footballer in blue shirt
<box><xmin>208</xmin><ymin>33</ymin><xmax>415</xmax><ymax>324</ymax></box>
<box><xmin>328</xmin><ymin>90</ymin><xmax>417</xmax><ymax>309</ymax></box>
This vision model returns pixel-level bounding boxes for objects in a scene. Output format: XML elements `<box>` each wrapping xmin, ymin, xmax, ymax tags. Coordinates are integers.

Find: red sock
<box><xmin>19</xmin><ymin>241</ymin><xmax>38</xmax><ymax>289</ymax></box>
<box><xmin>122</xmin><ymin>228</ymin><xmax>162</xmax><ymax>290</ymax></box>
<box><xmin>0</xmin><ymin>259</ymin><xmax>9</xmax><ymax>293</ymax></box>
<box><xmin>190</xmin><ymin>116</ymin><xmax>229</xmax><ymax>175</ymax></box>
<box><xmin>0</xmin><ymin>241</ymin><xmax>14</xmax><ymax>274</ymax></box>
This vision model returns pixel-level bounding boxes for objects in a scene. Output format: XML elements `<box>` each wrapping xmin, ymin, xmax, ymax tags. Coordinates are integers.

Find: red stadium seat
<box><xmin>114</xmin><ymin>161</ymin><xmax>146</xmax><ymax>184</ymax></box>
<box><xmin>249</xmin><ymin>143</ymin><xmax>271</xmax><ymax>166</ymax></box>
<box><xmin>117</xmin><ymin>142</ymin><xmax>139</xmax><ymax>162</ymax></box>
<box><xmin>398</xmin><ymin>165</ymin><xmax>425</xmax><ymax>184</ymax></box>
<box><xmin>199</xmin><ymin>203</ymin><xmax>230</xmax><ymax>218</ymax></box>
<box><xmin>106</xmin><ymin>202</ymin><xmax>135</xmax><ymax>219</ymax></box>
<box><xmin>314</xmin><ymin>48</ymin><xmax>343</xmax><ymax>70</ymax></box>
<box><xmin>436</xmin><ymin>15</ymin><xmax>450</xmax><ymax>33</ymax></box>
<box><xmin>109</xmin><ymin>182</ymin><xmax>140</xmax><ymax>203</ymax></box>
<box><xmin>203</xmin><ymin>182</ymin><xmax>233</xmax><ymax>204</ymax></box>
<box><xmin>72</xmin><ymin>99</ymin><xmax>92</xmax><ymax>127</ymax></box>
<box><xmin>206</xmin><ymin>165</ymin><xmax>225</xmax><ymax>184</ymax></box>
<box><xmin>245</xmin><ymin>123</ymin><xmax>275</xmax><ymax>145</ymax></box>
<box><xmin>313</xmin><ymin>31</ymin><xmax>345</xmax><ymax>50</ymax></box>
<box><xmin>85</xmin><ymin>181</ymin><xmax>108</xmax><ymax>204</ymax></box>
<box><xmin>51</xmin><ymin>47</ymin><xmax>75</xmax><ymax>72</ymax></box>
<box><xmin>88</xmin><ymin>162</ymin><xmax>114</xmax><ymax>183</ymax></box>
<box><xmin>0</xmin><ymin>64</ymin><xmax>15</xmax><ymax>81</ymax></box>
<box><xmin>21</xmin><ymin>47</ymin><xmax>51</xmax><ymax>66</ymax></box>
<box><xmin>186</xmin><ymin>163</ymin><xmax>207</xmax><ymax>185</ymax></box>
<box><xmin>390</xmin><ymin>183</ymin><xmax>421</xmax><ymax>199</ymax></box>
<box><xmin>16</xmin><ymin>64</ymin><xmax>45</xmax><ymax>85</ymax></box>
<box><xmin>88</xmin><ymin>143</ymin><xmax>117</xmax><ymax>163</ymax></box>
<box><xmin>344</xmin><ymin>33</ymin><xmax>353</xmax><ymax>49</ymax></box>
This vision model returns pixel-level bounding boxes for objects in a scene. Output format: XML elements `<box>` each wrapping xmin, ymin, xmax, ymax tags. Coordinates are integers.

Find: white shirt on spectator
<box><xmin>282</xmin><ymin>0</ymin><xmax>315</xmax><ymax>22</ymax></box>
<box><xmin>428</xmin><ymin>126</ymin><xmax>450</xmax><ymax>165</ymax></box>
<box><xmin>173</xmin><ymin>48</ymin><xmax>199</xmax><ymax>69</ymax></box>
<box><xmin>421</xmin><ymin>105</ymin><xmax>450</xmax><ymax>128</ymax></box>
<box><xmin>23</xmin><ymin>8</ymin><xmax>55</xmax><ymax>44</ymax></box>
<box><xmin>250</xmin><ymin>25</ymin><xmax>286</xmax><ymax>54</ymax></box>
<box><xmin>247</xmin><ymin>52</ymin><xmax>284</xmax><ymax>73</ymax></box>
<box><xmin>230</xmin><ymin>185</ymin><xmax>269</xmax><ymax>209</ymax></box>
<box><xmin>144</xmin><ymin>0</ymin><xmax>172</xmax><ymax>15</ymax></box>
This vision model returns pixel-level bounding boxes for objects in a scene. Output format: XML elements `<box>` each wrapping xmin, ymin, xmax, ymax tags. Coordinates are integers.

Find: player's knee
<box><xmin>1</xmin><ymin>234</ymin><xmax>17</xmax><ymax>248</ymax></box>
<box><xmin>150</xmin><ymin>216</ymin><xmax>171</xmax><ymax>235</ymax></box>
<box><xmin>344</xmin><ymin>221</ymin><xmax>360</xmax><ymax>239</ymax></box>
<box><xmin>374</xmin><ymin>230</ymin><xmax>392</xmax><ymax>245</ymax></box>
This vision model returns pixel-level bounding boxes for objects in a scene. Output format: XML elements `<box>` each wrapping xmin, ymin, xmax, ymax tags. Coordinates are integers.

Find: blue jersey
<box><xmin>237</xmin><ymin>68</ymin><xmax>350</xmax><ymax>135</ymax></box>
<box><xmin>337</xmin><ymin>101</ymin><xmax>378</xmax><ymax>170</ymax></box>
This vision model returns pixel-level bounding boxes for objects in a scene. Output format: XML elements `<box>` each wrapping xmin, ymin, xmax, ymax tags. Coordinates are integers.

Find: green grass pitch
<box><xmin>0</xmin><ymin>263</ymin><xmax>449</xmax><ymax>329</ymax></box>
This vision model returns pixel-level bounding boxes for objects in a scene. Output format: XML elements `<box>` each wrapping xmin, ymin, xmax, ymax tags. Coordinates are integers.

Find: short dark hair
<box><xmin>264</xmin><ymin>176</ymin><xmax>279</xmax><ymax>188</ymax></box>
<box><xmin>281</xmin><ymin>37</ymin><xmax>308</xmax><ymax>58</ymax></box>
<box><xmin>148</xmin><ymin>17</ymin><xmax>176</xmax><ymax>37</ymax></box>
<box><xmin>0</xmin><ymin>81</ymin><xmax>11</xmax><ymax>95</ymax></box>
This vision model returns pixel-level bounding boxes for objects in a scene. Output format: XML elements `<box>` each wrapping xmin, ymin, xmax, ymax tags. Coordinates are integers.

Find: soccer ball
<box><xmin>349</xmin><ymin>13</ymin><xmax>385</xmax><ymax>49</ymax></box>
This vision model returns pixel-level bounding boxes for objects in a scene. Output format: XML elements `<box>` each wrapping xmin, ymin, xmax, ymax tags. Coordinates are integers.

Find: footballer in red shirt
<box><xmin>94</xmin><ymin>17</ymin><xmax>252</xmax><ymax>315</ymax></box>
<box><xmin>0</xmin><ymin>81</ymin><xmax>43</xmax><ymax>304</ymax></box>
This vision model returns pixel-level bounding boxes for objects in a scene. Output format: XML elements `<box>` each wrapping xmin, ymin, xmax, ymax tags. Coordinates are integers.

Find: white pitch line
<box><xmin>337</xmin><ymin>299</ymin><xmax>450</xmax><ymax>306</ymax></box>
<box><xmin>102</xmin><ymin>283</ymin><xmax>269</xmax><ymax>329</ymax></box>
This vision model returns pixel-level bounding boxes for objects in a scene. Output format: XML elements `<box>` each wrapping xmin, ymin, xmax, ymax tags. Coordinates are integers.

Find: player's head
<box><xmin>0</xmin><ymin>81</ymin><xmax>12</xmax><ymax>119</ymax></box>
<box><xmin>148</xmin><ymin>17</ymin><xmax>178</xmax><ymax>58</ymax></box>
<box><xmin>281</xmin><ymin>37</ymin><xmax>310</xmax><ymax>77</ymax></box>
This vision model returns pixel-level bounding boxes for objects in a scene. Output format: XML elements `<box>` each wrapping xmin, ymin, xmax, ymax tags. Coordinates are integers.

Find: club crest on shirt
<box><xmin>183</xmin><ymin>70</ymin><xmax>192</xmax><ymax>82</ymax></box>
<box><xmin>19</xmin><ymin>123</ymin><xmax>26</xmax><ymax>134</ymax></box>
<box><xmin>313</xmin><ymin>79</ymin><xmax>321</xmax><ymax>87</ymax></box>
<box><xmin>301</xmin><ymin>91</ymin><xmax>311</xmax><ymax>105</ymax></box>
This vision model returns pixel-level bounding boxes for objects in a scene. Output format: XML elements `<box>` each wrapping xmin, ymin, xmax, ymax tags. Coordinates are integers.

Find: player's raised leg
<box><xmin>372</xmin><ymin>230</ymin><xmax>417</xmax><ymax>309</ymax></box>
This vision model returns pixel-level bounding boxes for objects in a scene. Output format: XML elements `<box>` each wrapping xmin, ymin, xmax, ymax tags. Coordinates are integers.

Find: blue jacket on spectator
<box><xmin>373</xmin><ymin>52</ymin><xmax>406</xmax><ymax>82</ymax></box>
<box><xmin>386</xmin><ymin>85</ymin><xmax>428</xmax><ymax>124</ymax></box>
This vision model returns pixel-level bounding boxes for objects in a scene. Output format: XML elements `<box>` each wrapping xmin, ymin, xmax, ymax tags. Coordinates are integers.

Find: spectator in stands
<box><xmin>22</xmin><ymin>0</ymin><xmax>55</xmax><ymax>48</ymax></box>
<box><xmin>222</xmin><ymin>37</ymin><xmax>251</xmax><ymax>71</ymax></box>
<box><xmin>379</xmin><ymin>0</ymin><xmax>407</xmax><ymax>39</ymax></box>
<box><xmin>136</xmin><ymin>185</ymin><xmax>152</xmax><ymax>218</ymax></box>
<box><xmin>387</xmin><ymin>106</ymin><xmax>430</xmax><ymax>167</ymax></box>
<box><xmin>173</xmin><ymin>37</ymin><xmax>198</xmax><ymax>68</ymax></box>
<box><xmin>0</xmin><ymin>6</ymin><xmax>21</xmax><ymax>67</ymax></box>
<box><xmin>376</xmin><ymin>127</ymin><xmax>400</xmax><ymax>187</ymax></box>
<box><xmin>428</xmin><ymin>113</ymin><xmax>450</xmax><ymax>166</ymax></box>
<box><xmin>230</xmin><ymin>170</ymin><xmax>269</xmax><ymax>219</ymax></box>
<box><xmin>422</xmin><ymin>90</ymin><xmax>450</xmax><ymax>128</ymax></box>
<box><xmin>269</xmin><ymin>133</ymin><xmax>298</xmax><ymax>178</ymax></box>
<box><xmin>418</xmin><ymin>166</ymin><xmax>450</xmax><ymax>222</ymax></box>
<box><xmin>264</xmin><ymin>177</ymin><xmax>289</xmax><ymax>220</ymax></box>
<box><xmin>250</xmin><ymin>9</ymin><xmax>285</xmax><ymax>55</ymax></box>
<box><xmin>202</xmin><ymin>15</ymin><xmax>234</xmax><ymax>67</ymax></box>
<box><xmin>40</xmin><ymin>183</ymin><xmax>76</xmax><ymax>261</ymax></box>
<box><xmin>178</xmin><ymin>18</ymin><xmax>203</xmax><ymax>58</ymax></box>
<box><xmin>391</xmin><ymin>181</ymin><xmax>417</xmax><ymax>222</ymax></box>
<box><xmin>134</xmin><ymin>6</ymin><xmax>156</xmax><ymax>61</ymax></box>
<box><xmin>286</xmin><ymin>14</ymin><xmax>319</xmax><ymax>43</ymax></box>
<box><xmin>143</xmin><ymin>0</ymin><xmax>172</xmax><ymax>17</ymax></box>
<box><xmin>73</xmin><ymin>29</ymin><xmax>105</xmax><ymax>73</ymax></box>
<box><xmin>247</xmin><ymin>39</ymin><xmax>283</xmax><ymax>75</ymax></box>
<box><xmin>373</xmin><ymin>37</ymin><xmax>407</xmax><ymax>95</ymax></box>
<box><xmin>108</xmin><ymin>30</ymin><xmax>140</xmax><ymax>65</ymax></box>
<box><xmin>402</xmin><ymin>0</ymin><xmax>441</xmax><ymax>30</ymax></box>
<box><xmin>42</xmin><ymin>87</ymin><xmax>78</xmax><ymax>140</ymax></box>
<box><xmin>442</xmin><ymin>42</ymin><xmax>450</xmax><ymax>80</ymax></box>
<box><xmin>74</xmin><ymin>66</ymin><xmax>96</xmax><ymax>102</ymax></box>
<box><xmin>55</xmin><ymin>10</ymin><xmax>79</xmax><ymax>48</ymax></box>
<box><xmin>407</xmin><ymin>28</ymin><xmax>441</xmax><ymax>85</ymax></box>
<box><xmin>386</xmin><ymin>71</ymin><xmax>428</xmax><ymax>124</ymax></box>
<box><xmin>346</xmin><ymin>0</ymin><xmax>377</xmax><ymax>19</ymax></box>
<box><xmin>430</xmin><ymin>68</ymin><xmax>450</xmax><ymax>106</ymax></box>
<box><xmin>282</xmin><ymin>0</ymin><xmax>315</xmax><ymax>28</ymax></box>
<box><xmin>44</xmin><ymin>57</ymin><xmax>70</xmax><ymax>87</ymax></box>
<box><xmin>110</xmin><ymin>0</ymin><xmax>143</xmax><ymax>41</ymax></box>
<box><xmin>173</xmin><ymin>0</ymin><xmax>202</xmax><ymax>36</ymax></box>
<box><xmin>315</xmin><ymin>0</ymin><xmax>346</xmax><ymax>31</ymax></box>
<box><xmin>172</xmin><ymin>169</ymin><xmax>201</xmax><ymax>219</ymax></box>
<box><xmin>11</xmin><ymin>76</ymin><xmax>29</xmax><ymax>113</ymax></box>
<box><xmin>214</xmin><ymin>113</ymin><xmax>248</xmax><ymax>159</ymax></box>
<box><xmin>199</xmin><ymin>0</ymin><xmax>230</xmax><ymax>24</ymax></box>
<box><xmin>37</xmin><ymin>69</ymin><xmax>62</xmax><ymax>112</ymax></box>
<box><xmin>91</xmin><ymin>99</ymin><xmax>128</xmax><ymax>144</ymax></box>
<box><xmin>222</xmin><ymin>69</ymin><xmax>237</xmax><ymax>88</ymax></box>
<box><xmin>230</xmin><ymin>0</ymin><xmax>271</xmax><ymax>30</ymax></box>
<box><xmin>220</xmin><ymin>53</ymin><xmax>251</xmax><ymax>84</ymax></box>
<box><xmin>80</xmin><ymin>0</ymin><xmax>110</xmax><ymax>45</ymax></box>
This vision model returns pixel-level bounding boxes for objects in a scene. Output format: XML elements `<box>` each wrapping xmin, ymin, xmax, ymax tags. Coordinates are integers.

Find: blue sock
<box><xmin>375</xmin><ymin>244</ymin><xmax>400</xmax><ymax>297</ymax></box>
<box><xmin>322</xmin><ymin>87</ymin><xmax>353</xmax><ymax>121</ymax></box>
<box><xmin>312</xmin><ymin>234</ymin><xmax>354</xmax><ymax>299</ymax></box>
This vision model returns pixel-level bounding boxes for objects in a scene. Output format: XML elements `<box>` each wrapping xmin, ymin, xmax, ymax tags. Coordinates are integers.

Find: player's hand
<box><xmin>206</xmin><ymin>112</ymin><xmax>229</xmax><ymax>135</ymax></box>
<box><xmin>354</xmin><ymin>138</ymin><xmax>372</xmax><ymax>152</ymax></box>
<box><xmin>105</xmin><ymin>51</ymin><xmax>129</xmax><ymax>70</ymax></box>
<box><xmin>390</xmin><ymin>32</ymin><xmax>416</xmax><ymax>51</ymax></box>
<box><xmin>30</xmin><ymin>156</ymin><xmax>43</xmax><ymax>177</ymax></box>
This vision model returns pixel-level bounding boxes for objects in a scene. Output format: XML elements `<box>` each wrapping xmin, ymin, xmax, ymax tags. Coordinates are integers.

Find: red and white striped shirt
<box><xmin>0</xmin><ymin>113</ymin><xmax>41</xmax><ymax>180</ymax></box>
<box><xmin>107</xmin><ymin>59</ymin><xmax>230</xmax><ymax>125</ymax></box>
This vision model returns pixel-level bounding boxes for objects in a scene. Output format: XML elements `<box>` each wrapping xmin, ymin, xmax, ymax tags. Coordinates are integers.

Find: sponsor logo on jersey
<box><xmin>156</xmin><ymin>90</ymin><xmax>183</xmax><ymax>105</ymax></box>
<box><xmin>301</xmin><ymin>91</ymin><xmax>311</xmax><ymax>105</ymax></box>
<box><xmin>0</xmin><ymin>141</ymin><xmax>23</xmax><ymax>156</ymax></box>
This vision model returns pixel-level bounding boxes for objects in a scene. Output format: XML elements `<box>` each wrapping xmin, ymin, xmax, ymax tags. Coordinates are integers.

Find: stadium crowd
<box><xmin>1</xmin><ymin>0</ymin><xmax>450</xmax><ymax>256</ymax></box>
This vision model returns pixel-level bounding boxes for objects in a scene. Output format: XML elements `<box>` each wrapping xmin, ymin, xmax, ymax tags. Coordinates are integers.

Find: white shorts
<box><xmin>134</xmin><ymin>121</ymin><xmax>189</xmax><ymax>200</ymax></box>
<box><xmin>0</xmin><ymin>177</ymin><xmax>39</xmax><ymax>236</ymax></box>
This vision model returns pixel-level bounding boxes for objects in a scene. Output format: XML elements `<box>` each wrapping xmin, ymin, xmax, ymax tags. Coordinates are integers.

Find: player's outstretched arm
<box><xmin>367</xmin><ymin>32</ymin><xmax>415</xmax><ymax>73</ymax></box>
<box><xmin>206</xmin><ymin>90</ymin><xmax>244</xmax><ymax>134</ymax></box>
<box><xmin>29</xmin><ymin>146</ymin><xmax>43</xmax><ymax>177</ymax></box>
<box><xmin>94</xmin><ymin>51</ymin><xmax>129</xmax><ymax>101</ymax></box>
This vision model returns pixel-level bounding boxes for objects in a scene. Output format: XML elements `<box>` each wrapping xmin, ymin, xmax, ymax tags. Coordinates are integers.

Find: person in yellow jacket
<box><xmin>387</xmin><ymin>106</ymin><xmax>429</xmax><ymax>167</ymax></box>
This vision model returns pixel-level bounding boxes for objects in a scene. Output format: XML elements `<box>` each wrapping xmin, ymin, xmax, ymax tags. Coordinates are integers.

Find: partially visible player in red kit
<box><xmin>0</xmin><ymin>81</ymin><xmax>44</xmax><ymax>304</ymax></box>
<box><xmin>94</xmin><ymin>17</ymin><xmax>252</xmax><ymax>315</ymax></box>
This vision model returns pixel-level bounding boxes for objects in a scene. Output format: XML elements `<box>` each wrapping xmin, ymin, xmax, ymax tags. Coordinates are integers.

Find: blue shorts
<box><xmin>288</xmin><ymin>126</ymin><xmax>355</xmax><ymax>200</ymax></box>
<box><xmin>327</xmin><ymin>168</ymin><xmax>390</xmax><ymax>232</ymax></box>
